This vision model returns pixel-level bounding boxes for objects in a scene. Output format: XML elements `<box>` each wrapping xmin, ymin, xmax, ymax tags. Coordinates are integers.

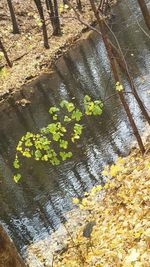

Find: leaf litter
<box><xmin>27</xmin><ymin>130</ymin><xmax>150</xmax><ymax>267</ymax></box>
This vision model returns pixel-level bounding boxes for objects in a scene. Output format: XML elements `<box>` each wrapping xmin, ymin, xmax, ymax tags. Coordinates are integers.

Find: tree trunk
<box><xmin>63</xmin><ymin>0</ymin><xmax>68</xmax><ymax>4</ymax></box>
<box><xmin>0</xmin><ymin>224</ymin><xmax>26</xmax><ymax>267</ymax></box>
<box><xmin>0</xmin><ymin>38</ymin><xmax>12</xmax><ymax>67</ymax></box>
<box><xmin>98</xmin><ymin>0</ymin><xmax>109</xmax><ymax>15</ymax></box>
<box><xmin>46</xmin><ymin>0</ymin><xmax>55</xmax><ymax>30</ymax></box>
<box><xmin>137</xmin><ymin>0</ymin><xmax>150</xmax><ymax>30</ymax></box>
<box><xmin>53</xmin><ymin>0</ymin><xmax>61</xmax><ymax>36</ymax></box>
<box><xmin>7</xmin><ymin>0</ymin><xmax>20</xmax><ymax>34</ymax></box>
<box><xmin>46</xmin><ymin>0</ymin><xmax>61</xmax><ymax>36</ymax></box>
<box><xmin>89</xmin><ymin>0</ymin><xmax>145</xmax><ymax>153</ymax></box>
<box><xmin>34</xmin><ymin>0</ymin><xmax>49</xmax><ymax>48</ymax></box>
<box><xmin>76</xmin><ymin>0</ymin><xmax>82</xmax><ymax>12</ymax></box>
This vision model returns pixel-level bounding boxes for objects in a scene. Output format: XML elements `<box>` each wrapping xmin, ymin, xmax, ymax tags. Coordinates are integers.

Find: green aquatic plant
<box><xmin>13</xmin><ymin>95</ymin><xmax>103</xmax><ymax>182</ymax></box>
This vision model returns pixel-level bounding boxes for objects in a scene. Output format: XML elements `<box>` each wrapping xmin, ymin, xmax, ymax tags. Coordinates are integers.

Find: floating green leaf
<box><xmin>13</xmin><ymin>156</ymin><xmax>20</xmax><ymax>169</ymax></box>
<box><xmin>59</xmin><ymin>139</ymin><xmax>68</xmax><ymax>149</ymax></box>
<box><xmin>13</xmin><ymin>95</ymin><xmax>103</xmax><ymax>181</ymax></box>
<box><xmin>53</xmin><ymin>114</ymin><xmax>58</xmax><ymax>121</ymax></box>
<box><xmin>59</xmin><ymin>151</ymin><xmax>73</xmax><ymax>161</ymax></box>
<box><xmin>35</xmin><ymin>150</ymin><xmax>42</xmax><ymax>160</ymax></box>
<box><xmin>64</xmin><ymin>116</ymin><xmax>71</xmax><ymax>122</ymax></box>
<box><xmin>71</xmin><ymin>109</ymin><xmax>82</xmax><ymax>121</ymax></box>
<box><xmin>13</xmin><ymin>173</ymin><xmax>21</xmax><ymax>183</ymax></box>
<box><xmin>49</xmin><ymin>107</ymin><xmax>60</xmax><ymax>114</ymax></box>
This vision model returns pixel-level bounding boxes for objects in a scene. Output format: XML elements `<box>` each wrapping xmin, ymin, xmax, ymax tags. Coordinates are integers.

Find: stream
<box><xmin>0</xmin><ymin>0</ymin><xmax>150</xmax><ymax>256</ymax></box>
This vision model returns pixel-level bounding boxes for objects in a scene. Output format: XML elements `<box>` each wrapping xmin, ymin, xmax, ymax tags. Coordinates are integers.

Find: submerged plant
<box><xmin>13</xmin><ymin>95</ymin><xmax>103</xmax><ymax>182</ymax></box>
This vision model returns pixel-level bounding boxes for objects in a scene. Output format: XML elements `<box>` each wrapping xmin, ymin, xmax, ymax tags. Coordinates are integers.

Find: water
<box><xmin>0</xmin><ymin>0</ymin><xmax>149</xmax><ymax>255</ymax></box>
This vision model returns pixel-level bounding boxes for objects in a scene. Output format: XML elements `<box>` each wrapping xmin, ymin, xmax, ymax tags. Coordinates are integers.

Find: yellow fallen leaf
<box><xmin>72</xmin><ymin>198</ymin><xmax>79</xmax><ymax>205</ymax></box>
<box><xmin>102</xmin><ymin>170</ymin><xmax>109</xmax><ymax>176</ymax></box>
<box><xmin>124</xmin><ymin>248</ymin><xmax>140</xmax><ymax>264</ymax></box>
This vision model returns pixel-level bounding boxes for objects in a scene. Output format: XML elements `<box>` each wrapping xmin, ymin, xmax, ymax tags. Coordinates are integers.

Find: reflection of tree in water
<box><xmin>36</xmin><ymin>79</ymin><xmax>58</xmax><ymax>111</ymax></box>
<box><xmin>78</xmin><ymin>44</ymin><xmax>103</xmax><ymax>95</ymax></box>
<box><xmin>54</xmin><ymin>63</ymin><xmax>76</xmax><ymax>101</ymax></box>
<box><xmin>63</xmin><ymin>53</ymin><xmax>89</xmax><ymax>97</ymax></box>
<box><xmin>88</xmin><ymin>37</ymin><xmax>112</xmax><ymax>93</ymax></box>
<box><xmin>19</xmin><ymin>90</ymin><xmax>37</xmax><ymax>128</ymax></box>
<box><xmin>7</xmin><ymin>98</ymin><xmax>31</xmax><ymax>132</ymax></box>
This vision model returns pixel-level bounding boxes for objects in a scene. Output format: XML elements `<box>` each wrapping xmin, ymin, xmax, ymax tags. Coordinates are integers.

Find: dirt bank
<box><xmin>0</xmin><ymin>0</ymin><xmax>117</xmax><ymax>101</ymax></box>
<box><xmin>0</xmin><ymin>0</ymin><xmax>96</xmax><ymax>96</ymax></box>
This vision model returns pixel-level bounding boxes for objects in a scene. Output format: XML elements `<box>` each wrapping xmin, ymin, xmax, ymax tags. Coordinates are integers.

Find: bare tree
<box><xmin>34</xmin><ymin>0</ymin><xmax>49</xmax><ymax>48</ymax></box>
<box><xmin>109</xmin><ymin>38</ymin><xmax>150</xmax><ymax>126</ymax></box>
<box><xmin>137</xmin><ymin>0</ymin><xmax>150</xmax><ymax>30</ymax></box>
<box><xmin>7</xmin><ymin>0</ymin><xmax>20</xmax><ymax>34</ymax></box>
<box><xmin>89</xmin><ymin>0</ymin><xmax>145</xmax><ymax>153</ymax></box>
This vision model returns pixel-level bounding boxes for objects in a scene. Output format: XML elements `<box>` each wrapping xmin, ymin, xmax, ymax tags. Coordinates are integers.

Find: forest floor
<box><xmin>0</xmin><ymin>0</ymin><xmax>98</xmax><ymax>96</ymax></box>
<box><xmin>26</xmin><ymin>127</ymin><xmax>150</xmax><ymax>267</ymax></box>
